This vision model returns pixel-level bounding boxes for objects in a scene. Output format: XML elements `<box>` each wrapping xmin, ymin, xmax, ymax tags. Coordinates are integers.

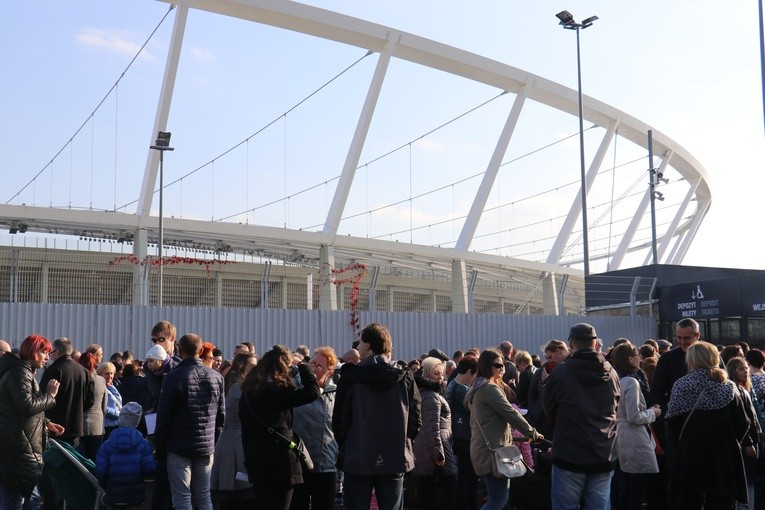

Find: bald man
<box><xmin>342</xmin><ymin>348</ymin><xmax>361</xmax><ymax>365</ymax></box>
<box><xmin>0</xmin><ymin>339</ymin><xmax>11</xmax><ymax>356</ymax></box>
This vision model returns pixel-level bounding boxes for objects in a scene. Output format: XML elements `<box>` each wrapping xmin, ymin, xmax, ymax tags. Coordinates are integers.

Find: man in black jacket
<box><xmin>544</xmin><ymin>323</ymin><xmax>620</xmax><ymax>510</ymax></box>
<box><xmin>333</xmin><ymin>323</ymin><xmax>421</xmax><ymax>510</ymax></box>
<box><xmin>649</xmin><ymin>317</ymin><xmax>701</xmax><ymax>508</ymax></box>
<box><xmin>40</xmin><ymin>337</ymin><xmax>95</xmax><ymax>446</ymax></box>
<box><xmin>39</xmin><ymin>336</ymin><xmax>95</xmax><ymax>509</ymax></box>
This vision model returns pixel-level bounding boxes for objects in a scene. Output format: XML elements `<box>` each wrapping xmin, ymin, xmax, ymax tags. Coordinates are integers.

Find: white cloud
<box><xmin>76</xmin><ymin>28</ymin><xmax>154</xmax><ymax>60</ymax></box>
<box><xmin>189</xmin><ymin>46</ymin><xmax>216</xmax><ymax>63</ymax></box>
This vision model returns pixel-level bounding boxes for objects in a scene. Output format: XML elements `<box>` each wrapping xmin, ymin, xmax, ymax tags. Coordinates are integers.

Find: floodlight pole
<box><xmin>150</xmin><ymin>132</ymin><xmax>174</xmax><ymax>306</ymax></box>
<box><xmin>760</xmin><ymin>0</ymin><xmax>765</xmax><ymax>135</ymax></box>
<box><xmin>558</xmin><ymin>11</ymin><xmax>597</xmax><ymax>276</ymax></box>
<box><xmin>648</xmin><ymin>130</ymin><xmax>658</xmax><ymax>265</ymax></box>
<box><xmin>575</xmin><ymin>26</ymin><xmax>590</xmax><ymax>276</ymax></box>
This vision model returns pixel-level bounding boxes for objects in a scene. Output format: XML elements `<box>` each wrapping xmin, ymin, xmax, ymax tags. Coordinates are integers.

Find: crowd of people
<box><xmin>0</xmin><ymin>317</ymin><xmax>762</xmax><ymax>509</ymax></box>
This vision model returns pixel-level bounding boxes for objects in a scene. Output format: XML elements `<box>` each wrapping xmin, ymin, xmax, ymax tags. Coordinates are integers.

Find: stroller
<box><xmin>510</xmin><ymin>438</ymin><xmax>553</xmax><ymax>510</ymax></box>
<box><xmin>43</xmin><ymin>439</ymin><xmax>106</xmax><ymax>510</ymax></box>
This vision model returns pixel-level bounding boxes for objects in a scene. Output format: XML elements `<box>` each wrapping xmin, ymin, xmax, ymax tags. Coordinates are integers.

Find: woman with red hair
<box><xmin>0</xmin><ymin>334</ymin><xmax>65</xmax><ymax>508</ymax></box>
<box><xmin>200</xmin><ymin>342</ymin><xmax>216</xmax><ymax>368</ymax></box>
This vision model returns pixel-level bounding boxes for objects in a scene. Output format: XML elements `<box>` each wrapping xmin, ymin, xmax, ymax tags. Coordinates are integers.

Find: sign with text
<box><xmin>741</xmin><ymin>274</ymin><xmax>765</xmax><ymax>316</ymax></box>
<box><xmin>659</xmin><ymin>278</ymin><xmax>740</xmax><ymax>321</ymax></box>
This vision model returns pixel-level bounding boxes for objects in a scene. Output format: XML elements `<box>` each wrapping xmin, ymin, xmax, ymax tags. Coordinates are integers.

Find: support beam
<box><xmin>665</xmin><ymin>229</ymin><xmax>688</xmax><ymax>264</ymax></box>
<box><xmin>324</xmin><ymin>43</ymin><xmax>394</xmax><ymax>242</ymax></box>
<box><xmin>609</xmin><ymin>151</ymin><xmax>672</xmax><ymax>270</ymax></box>
<box><xmin>261</xmin><ymin>260</ymin><xmax>272</xmax><ymax>308</ymax></box>
<box><xmin>319</xmin><ymin>244</ymin><xmax>337</xmax><ymax>310</ymax></box>
<box><xmin>456</xmin><ymin>88</ymin><xmax>526</xmax><ymax>251</ymax></box>
<box><xmin>630</xmin><ymin>276</ymin><xmax>641</xmax><ymax>317</ymax></box>
<box><xmin>451</xmin><ymin>259</ymin><xmax>469</xmax><ymax>313</ymax></box>
<box><xmin>137</xmin><ymin>5</ymin><xmax>187</xmax><ymax>225</ymax></box>
<box><xmin>132</xmin><ymin>228</ymin><xmax>148</xmax><ymax>305</ymax></box>
<box><xmin>670</xmin><ymin>199</ymin><xmax>710</xmax><ymax>264</ymax></box>
<box><xmin>546</xmin><ymin>120</ymin><xmax>620</xmax><ymax>265</ymax></box>
<box><xmin>369</xmin><ymin>266</ymin><xmax>379</xmax><ymax>311</ymax></box>
<box><xmin>542</xmin><ymin>273</ymin><xmax>558</xmax><ymax>315</ymax></box>
<box><xmin>654</xmin><ymin>180</ymin><xmax>698</xmax><ymax>263</ymax></box>
<box><xmin>557</xmin><ymin>273</ymin><xmax>569</xmax><ymax>316</ymax></box>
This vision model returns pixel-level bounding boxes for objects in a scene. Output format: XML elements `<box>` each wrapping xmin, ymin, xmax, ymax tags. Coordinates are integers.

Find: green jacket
<box><xmin>467</xmin><ymin>381</ymin><xmax>539</xmax><ymax>476</ymax></box>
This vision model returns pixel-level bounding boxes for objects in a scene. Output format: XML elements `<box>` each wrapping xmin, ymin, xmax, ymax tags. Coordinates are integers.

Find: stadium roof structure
<box><xmin>0</xmin><ymin>0</ymin><xmax>710</xmax><ymax>308</ymax></box>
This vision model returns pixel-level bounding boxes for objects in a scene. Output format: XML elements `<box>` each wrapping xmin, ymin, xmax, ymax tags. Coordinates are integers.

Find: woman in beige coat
<box><xmin>465</xmin><ymin>349</ymin><xmax>541</xmax><ymax>510</ymax></box>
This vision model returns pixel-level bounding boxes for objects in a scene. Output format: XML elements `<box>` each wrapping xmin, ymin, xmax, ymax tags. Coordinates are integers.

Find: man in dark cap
<box><xmin>427</xmin><ymin>348</ymin><xmax>449</xmax><ymax>363</ymax></box>
<box><xmin>544</xmin><ymin>323</ymin><xmax>620</xmax><ymax>509</ymax></box>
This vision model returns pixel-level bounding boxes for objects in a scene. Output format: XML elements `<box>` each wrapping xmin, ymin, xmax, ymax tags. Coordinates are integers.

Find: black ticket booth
<box><xmin>587</xmin><ymin>265</ymin><xmax>765</xmax><ymax>347</ymax></box>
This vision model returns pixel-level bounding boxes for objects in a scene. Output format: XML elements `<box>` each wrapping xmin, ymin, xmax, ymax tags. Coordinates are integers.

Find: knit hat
<box><xmin>118</xmin><ymin>402</ymin><xmax>143</xmax><ymax>429</ymax></box>
<box><xmin>145</xmin><ymin>345</ymin><xmax>167</xmax><ymax>361</ymax></box>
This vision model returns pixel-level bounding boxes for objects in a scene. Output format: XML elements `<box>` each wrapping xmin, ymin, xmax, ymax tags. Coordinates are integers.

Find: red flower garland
<box><xmin>321</xmin><ymin>262</ymin><xmax>367</xmax><ymax>338</ymax></box>
<box><xmin>109</xmin><ymin>255</ymin><xmax>236</xmax><ymax>278</ymax></box>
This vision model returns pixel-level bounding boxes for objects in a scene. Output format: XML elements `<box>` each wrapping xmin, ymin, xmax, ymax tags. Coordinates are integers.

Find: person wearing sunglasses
<box><xmin>292</xmin><ymin>347</ymin><xmax>340</xmax><ymax>510</ymax></box>
<box><xmin>465</xmin><ymin>349</ymin><xmax>541</xmax><ymax>510</ymax></box>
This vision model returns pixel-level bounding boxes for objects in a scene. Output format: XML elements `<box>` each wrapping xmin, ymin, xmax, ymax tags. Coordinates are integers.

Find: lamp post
<box><xmin>647</xmin><ymin>129</ymin><xmax>667</xmax><ymax>265</ymax></box>
<box><xmin>150</xmin><ymin>131</ymin><xmax>173</xmax><ymax>306</ymax></box>
<box><xmin>556</xmin><ymin>10</ymin><xmax>598</xmax><ymax>276</ymax></box>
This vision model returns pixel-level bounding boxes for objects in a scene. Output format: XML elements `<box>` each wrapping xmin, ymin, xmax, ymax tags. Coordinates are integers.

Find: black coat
<box><xmin>0</xmin><ymin>354</ymin><xmax>57</xmax><ymax>496</ymax></box>
<box><xmin>667</xmin><ymin>395</ymin><xmax>749</xmax><ymax>503</ymax></box>
<box><xmin>40</xmin><ymin>355</ymin><xmax>95</xmax><ymax>441</ymax></box>
<box><xmin>240</xmin><ymin>363</ymin><xmax>320</xmax><ymax>488</ymax></box>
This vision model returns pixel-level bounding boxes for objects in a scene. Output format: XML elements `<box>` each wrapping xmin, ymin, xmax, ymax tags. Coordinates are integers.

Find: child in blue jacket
<box><xmin>96</xmin><ymin>401</ymin><xmax>156</xmax><ymax>508</ymax></box>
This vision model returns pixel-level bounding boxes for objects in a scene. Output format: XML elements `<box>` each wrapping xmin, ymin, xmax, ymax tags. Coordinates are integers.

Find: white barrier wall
<box><xmin>0</xmin><ymin>303</ymin><xmax>655</xmax><ymax>361</ymax></box>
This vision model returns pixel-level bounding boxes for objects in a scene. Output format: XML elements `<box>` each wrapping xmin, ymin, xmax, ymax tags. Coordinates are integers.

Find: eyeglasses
<box><xmin>203</xmin><ymin>355</ymin><xmax>213</xmax><ymax>360</ymax></box>
<box><xmin>491</xmin><ymin>362</ymin><xmax>504</xmax><ymax>369</ymax></box>
<box><xmin>151</xmin><ymin>336</ymin><xmax>166</xmax><ymax>344</ymax></box>
<box><xmin>309</xmin><ymin>360</ymin><xmax>328</xmax><ymax>372</ymax></box>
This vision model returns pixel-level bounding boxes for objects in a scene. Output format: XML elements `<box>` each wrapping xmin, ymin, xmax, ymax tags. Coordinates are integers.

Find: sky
<box><xmin>1</xmin><ymin>1</ymin><xmax>763</xmax><ymax>273</ymax></box>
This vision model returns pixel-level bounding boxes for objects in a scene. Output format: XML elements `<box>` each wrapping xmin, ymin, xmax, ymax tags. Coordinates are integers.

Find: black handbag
<box><xmin>243</xmin><ymin>393</ymin><xmax>314</xmax><ymax>471</ymax></box>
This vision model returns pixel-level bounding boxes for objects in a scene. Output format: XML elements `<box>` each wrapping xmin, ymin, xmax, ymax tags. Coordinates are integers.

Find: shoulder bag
<box><xmin>678</xmin><ymin>385</ymin><xmax>708</xmax><ymax>443</ymax></box>
<box><xmin>474</xmin><ymin>406</ymin><xmax>527</xmax><ymax>479</ymax></box>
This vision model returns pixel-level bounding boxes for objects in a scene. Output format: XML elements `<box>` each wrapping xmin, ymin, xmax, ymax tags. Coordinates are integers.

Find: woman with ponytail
<box><xmin>666</xmin><ymin>341</ymin><xmax>750</xmax><ymax>509</ymax></box>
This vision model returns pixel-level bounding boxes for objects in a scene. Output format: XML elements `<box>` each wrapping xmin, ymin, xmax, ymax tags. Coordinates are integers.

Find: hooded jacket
<box><xmin>0</xmin><ymin>353</ymin><xmax>57</xmax><ymax>496</ymax></box>
<box><xmin>544</xmin><ymin>348</ymin><xmax>620</xmax><ymax>473</ymax></box>
<box><xmin>332</xmin><ymin>355</ymin><xmax>422</xmax><ymax>475</ymax></box>
<box><xmin>96</xmin><ymin>426</ymin><xmax>156</xmax><ymax>506</ymax></box>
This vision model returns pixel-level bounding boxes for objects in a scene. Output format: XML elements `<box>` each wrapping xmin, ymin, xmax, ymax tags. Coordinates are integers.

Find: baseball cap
<box><xmin>569</xmin><ymin>323</ymin><xmax>598</xmax><ymax>342</ymax></box>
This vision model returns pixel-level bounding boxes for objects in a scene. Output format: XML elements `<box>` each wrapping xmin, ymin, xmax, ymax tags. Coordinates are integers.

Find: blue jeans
<box><xmin>481</xmin><ymin>475</ymin><xmax>510</xmax><ymax>510</ymax></box>
<box><xmin>166</xmin><ymin>452</ymin><xmax>214</xmax><ymax>510</ymax></box>
<box><xmin>0</xmin><ymin>482</ymin><xmax>25</xmax><ymax>510</ymax></box>
<box><xmin>551</xmin><ymin>466</ymin><xmax>613</xmax><ymax>510</ymax></box>
<box><xmin>343</xmin><ymin>472</ymin><xmax>404</xmax><ymax>510</ymax></box>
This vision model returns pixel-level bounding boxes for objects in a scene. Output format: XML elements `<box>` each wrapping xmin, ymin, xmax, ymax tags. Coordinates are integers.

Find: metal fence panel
<box><xmin>0</xmin><ymin>303</ymin><xmax>654</xmax><ymax>362</ymax></box>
